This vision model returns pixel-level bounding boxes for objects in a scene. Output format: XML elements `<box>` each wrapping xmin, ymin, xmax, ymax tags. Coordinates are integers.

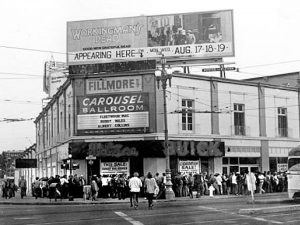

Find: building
<box><xmin>33</xmin><ymin>70</ymin><xmax>300</xmax><ymax>180</ymax></box>
<box><xmin>33</xmin><ymin>11</ymin><xmax>298</xmax><ymax>180</ymax></box>
<box><xmin>16</xmin><ymin>144</ymin><xmax>37</xmax><ymax>194</ymax></box>
<box><xmin>0</xmin><ymin>150</ymin><xmax>24</xmax><ymax>178</ymax></box>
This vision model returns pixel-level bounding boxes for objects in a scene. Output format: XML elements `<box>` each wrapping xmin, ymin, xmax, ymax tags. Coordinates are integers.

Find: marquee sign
<box><xmin>67</xmin><ymin>10</ymin><xmax>234</xmax><ymax>65</ymax></box>
<box><xmin>77</xmin><ymin>93</ymin><xmax>149</xmax><ymax>135</ymax></box>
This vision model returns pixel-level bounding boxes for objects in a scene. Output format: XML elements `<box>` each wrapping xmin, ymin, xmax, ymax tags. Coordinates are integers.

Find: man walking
<box><xmin>129</xmin><ymin>172</ymin><xmax>142</xmax><ymax>209</ymax></box>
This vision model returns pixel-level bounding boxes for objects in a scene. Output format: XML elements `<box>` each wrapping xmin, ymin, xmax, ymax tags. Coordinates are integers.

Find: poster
<box><xmin>100</xmin><ymin>161</ymin><xmax>129</xmax><ymax>175</ymax></box>
<box><xmin>178</xmin><ymin>160</ymin><xmax>200</xmax><ymax>175</ymax></box>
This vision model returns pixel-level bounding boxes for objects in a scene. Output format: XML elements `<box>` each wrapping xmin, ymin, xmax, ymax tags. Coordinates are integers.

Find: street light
<box><xmin>155</xmin><ymin>55</ymin><xmax>175</xmax><ymax>200</ymax></box>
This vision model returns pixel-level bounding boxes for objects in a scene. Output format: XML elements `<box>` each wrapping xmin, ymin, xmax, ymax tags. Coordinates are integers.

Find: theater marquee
<box><xmin>77</xmin><ymin>93</ymin><xmax>149</xmax><ymax>135</ymax></box>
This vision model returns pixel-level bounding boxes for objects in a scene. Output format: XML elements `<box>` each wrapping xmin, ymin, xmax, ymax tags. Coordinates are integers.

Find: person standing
<box><xmin>187</xmin><ymin>173</ymin><xmax>194</xmax><ymax>198</ymax></box>
<box><xmin>186</xmin><ymin>30</ymin><xmax>196</xmax><ymax>44</ymax></box>
<box><xmin>222</xmin><ymin>173</ymin><xmax>228</xmax><ymax>195</ymax></box>
<box><xmin>246</xmin><ymin>170</ymin><xmax>257</xmax><ymax>201</ymax></box>
<box><xmin>60</xmin><ymin>175</ymin><xmax>69</xmax><ymax>199</ymax></box>
<box><xmin>91</xmin><ymin>175</ymin><xmax>99</xmax><ymax>201</ymax></box>
<box><xmin>182</xmin><ymin>174</ymin><xmax>189</xmax><ymax>197</ymax></box>
<box><xmin>174</xmin><ymin>172</ymin><xmax>183</xmax><ymax>197</ymax></box>
<box><xmin>129</xmin><ymin>172</ymin><xmax>142</xmax><ymax>209</ymax></box>
<box><xmin>203</xmin><ymin>172</ymin><xmax>209</xmax><ymax>195</ymax></box>
<box><xmin>117</xmin><ymin>174</ymin><xmax>126</xmax><ymax>200</ymax></box>
<box><xmin>231</xmin><ymin>172</ymin><xmax>238</xmax><ymax>195</ymax></box>
<box><xmin>144</xmin><ymin>172</ymin><xmax>158</xmax><ymax>209</ymax></box>
<box><xmin>258</xmin><ymin>172</ymin><xmax>265</xmax><ymax>194</ymax></box>
<box><xmin>32</xmin><ymin>177</ymin><xmax>41</xmax><ymax>199</ymax></box>
<box><xmin>18</xmin><ymin>176</ymin><xmax>27</xmax><ymax>199</ymax></box>
<box><xmin>215</xmin><ymin>173</ymin><xmax>223</xmax><ymax>195</ymax></box>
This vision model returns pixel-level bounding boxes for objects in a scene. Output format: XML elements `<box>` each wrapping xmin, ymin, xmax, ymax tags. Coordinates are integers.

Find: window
<box><xmin>229</xmin><ymin>157</ymin><xmax>238</xmax><ymax>164</ymax></box>
<box><xmin>182</xmin><ymin>99</ymin><xmax>193</xmax><ymax>131</ymax></box>
<box><xmin>239</xmin><ymin>157</ymin><xmax>258</xmax><ymax>164</ymax></box>
<box><xmin>233</xmin><ymin>103</ymin><xmax>245</xmax><ymax>135</ymax></box>
<box><xmin>222</xmin><ymin>157</ymin><xmax>228</xmax><ymax>164</ymax></box>
<box><xmin>60</xmin><ymin>112</ymin><xmax>63</xmax><ymax>133</ymax></box>
<box><xmin>278</xmin><ymin>107</ymin><xmax>288</xmax><ymax>137</ymax></box>
<box><xmin>68</xmin><ymin>114</ymin><xmax>71</xmax><ymax>136</ymax></box>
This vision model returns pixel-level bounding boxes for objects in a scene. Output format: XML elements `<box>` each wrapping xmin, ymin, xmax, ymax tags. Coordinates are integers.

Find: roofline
<box><xmin>34</xmin><ymin>71</ymin><xmax>299</xmax><ymax>123</ymax></box>
<box><xmin>244</xmin><ymin>71</ymin><xmax>300</xmax><ymax>81</ymax></box>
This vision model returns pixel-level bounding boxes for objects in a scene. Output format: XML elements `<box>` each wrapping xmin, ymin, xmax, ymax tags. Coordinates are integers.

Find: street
<box><xmin>1</xmin><ymin>194</ymin><xmax>300</xmax><ymax>225</ymax></box>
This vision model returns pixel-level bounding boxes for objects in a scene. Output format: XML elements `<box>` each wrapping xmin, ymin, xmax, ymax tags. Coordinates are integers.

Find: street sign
<box><xmin>202</xmin><ymin>67</ymin><xmax>236</xmax><ymax>72</ymax></box>
<box><xmin>202</xmin><ymin>68</ymin><xmax>219</xmax><ymax>72</ymax></box>
<box><xmin>85</xmin><ymin>155</ymin><xmax>96</xmax><ymax>160</ymax></box>
<box><xmin>224</xmin><ymin>67</ymin><xmax>236</xmax><ymax>71</ymax></box>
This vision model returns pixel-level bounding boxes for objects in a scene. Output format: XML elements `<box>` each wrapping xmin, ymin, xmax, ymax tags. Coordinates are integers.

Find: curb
<box><xmin>0</xmin><ymin>193</ymin><xmax>288</xmax><ymax>206</ymax></box>
<box><xmin>239</xmin><ymin>204</ymin><xmax>300</xmax><ymax>215</ymax></box>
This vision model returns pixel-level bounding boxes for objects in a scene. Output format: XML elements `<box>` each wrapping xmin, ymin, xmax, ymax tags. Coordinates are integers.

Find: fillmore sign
<box><xmin>86</xmin><ymin>76</ymin><xmax>142</xmax><ymax>94</ymax></box>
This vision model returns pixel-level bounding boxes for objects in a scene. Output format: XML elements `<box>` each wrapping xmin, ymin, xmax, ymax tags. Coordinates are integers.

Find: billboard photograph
<box><xmin>67</xmin><ymin>10</ymin><xmax>234</xmax><ymax>65</ymax></box>
<box><xmin>147</xmin><ymin>11</ymin><xmax>232</xmax><ymax>47</ymax></box>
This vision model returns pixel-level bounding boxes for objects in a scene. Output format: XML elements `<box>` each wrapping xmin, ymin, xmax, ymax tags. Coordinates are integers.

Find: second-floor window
<box><xmin>278</xmin><ymin>107</ymin><xmax>288</xmax><ymax>137</ymax></box>
<box><xmin>234</xmin><ymin>103</ymin><xmax>245</xmax><ymax>135</ymax></box>
<box><xmin>182</xmin><ymin>99</ymin><xmax>193</xmax><ymax>131</ymax></box>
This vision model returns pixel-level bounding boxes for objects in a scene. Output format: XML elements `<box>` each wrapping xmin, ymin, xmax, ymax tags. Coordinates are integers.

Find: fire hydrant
<box><xmin>209</xmin><ymin>185</ymin><xmax>215</xmax><ymax>197</ymax></box>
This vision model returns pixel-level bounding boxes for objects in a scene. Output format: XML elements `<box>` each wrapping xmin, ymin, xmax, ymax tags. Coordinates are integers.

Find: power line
<box><xmin>0</xmin><ymin>118</ymin><xmax>35</xmax><ymax>123</ymax></box>
<box><xmin>0</xmin><ymin>72</ymin><xmax>43</xmax><ymax>77</ymax></box>
<box><xmin>0</xmin><ymin>77</ymin><xmax>42</xmax><ymax>80</ymax></box>
<box><xmin>0</xmin><ymin>45</ymin><xmax>67</xmax><ymax>55</ymax></box>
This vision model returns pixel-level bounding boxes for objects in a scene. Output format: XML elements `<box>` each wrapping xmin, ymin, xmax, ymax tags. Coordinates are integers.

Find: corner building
<box><xmin>34</xmin><ymin>70</ymin><xmax>300</xmax><ymax>180</ymax></box>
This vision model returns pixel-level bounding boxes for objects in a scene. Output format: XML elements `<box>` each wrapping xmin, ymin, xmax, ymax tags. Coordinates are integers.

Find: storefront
<box><xmin>68</xmin><ymin>140</ymin><xmax>225</xmax><ymax>178</ymax></box>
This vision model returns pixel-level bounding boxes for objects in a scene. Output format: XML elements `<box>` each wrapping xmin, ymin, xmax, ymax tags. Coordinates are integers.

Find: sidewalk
<box><xmin>0</xmin><ymin>192</ymin><xmax>290</xmax><ymax>206</ymax></box>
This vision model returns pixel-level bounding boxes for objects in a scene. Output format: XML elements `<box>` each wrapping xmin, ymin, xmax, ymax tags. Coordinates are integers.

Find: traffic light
<box><xmin>61</xmin><ymin>163</ymin><xmax>69</xmax><ymax>169</ymax></box>
<box><xmin>68</xmin><ymin>146</ymin><xmax>72</xmax><ymax>155</ymax></box>
<box><xmin>72</xmin><ymin>163</ymin><xmax>79</xmax><ymax>170</ymax></box>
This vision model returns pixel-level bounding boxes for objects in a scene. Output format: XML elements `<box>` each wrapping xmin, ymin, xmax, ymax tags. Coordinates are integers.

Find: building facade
<box><xmin>33</xmin><ymin>70</ymin><xmax>300</xmax><ymax>181</ymax></box>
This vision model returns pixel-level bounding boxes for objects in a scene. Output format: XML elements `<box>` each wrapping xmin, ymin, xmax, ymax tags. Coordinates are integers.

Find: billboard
<box><xmin>77</xmin><ymin>93</ymin><xmax>149</xmax><ymax>135</ymax></box>
<box><xmin>44</xmin><ymin>61</ymin><xmax>68</xmax><ymax>97</ymax></box>
<box><xmin>15</xmin><ymin>159</ymin><xmax>37</xmax><ymax>168</ymax></box>
<box><xmin>67</xmin><ymin>10</ymin><xmax>234</xmax><ymax>65</ymax></box>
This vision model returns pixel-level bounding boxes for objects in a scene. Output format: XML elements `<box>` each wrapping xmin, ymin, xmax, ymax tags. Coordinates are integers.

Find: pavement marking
<box><xmin>196</xmin><ymin>205</ymin><xmax>284</xmax><ymax>225</ymax></box>
<box><xmin>169</xmin><ymin>217</ymin><xmax>251</xmax><ymax>224</ymax></box>
<box><xmin>115</xmin><ymin>211</ymin><xmax>144</xmax><ymax>225</ymax></box>
<box><xmin>26</xmin><ymin>216</ymin><xmax>122</xmax><ymax>225</ymax></box>
<box><xmin>286</xmin><ymin>219</ymin><xmax>300</xmax><ymax>223</ymax></box>
<box><xmin>15</xmin><ymin>217</ymin><xmax>42</xmax><ymax>220</ymax></box>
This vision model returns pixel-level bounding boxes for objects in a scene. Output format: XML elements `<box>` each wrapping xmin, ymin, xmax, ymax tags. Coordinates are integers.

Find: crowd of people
<box><xmin>148</xmin><ymin>23</ymin><xmax>223</xmax><ymax>47</ymax></box>
<box><xmin>1</xmin><ymin>171</ymin><xmax>287</xmax><ymax>206</ymax></box>
<box><xmin>172</xmin><ymin>171</ymin><xmax>288</xmax><ymax>198</ymax></box>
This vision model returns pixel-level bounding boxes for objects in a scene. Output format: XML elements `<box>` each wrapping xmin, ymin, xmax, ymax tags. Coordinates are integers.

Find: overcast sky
<box><xmin>1</xmin><ymin>0</ymin><xmax>300</xmax><ymax>152</ymax></box>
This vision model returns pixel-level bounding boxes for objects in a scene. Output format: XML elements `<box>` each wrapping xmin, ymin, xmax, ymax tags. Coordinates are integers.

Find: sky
<box><xmin>1</xmin><ymin>0</ymin><xmax>300</xmax><ymax>152</ymax></box>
